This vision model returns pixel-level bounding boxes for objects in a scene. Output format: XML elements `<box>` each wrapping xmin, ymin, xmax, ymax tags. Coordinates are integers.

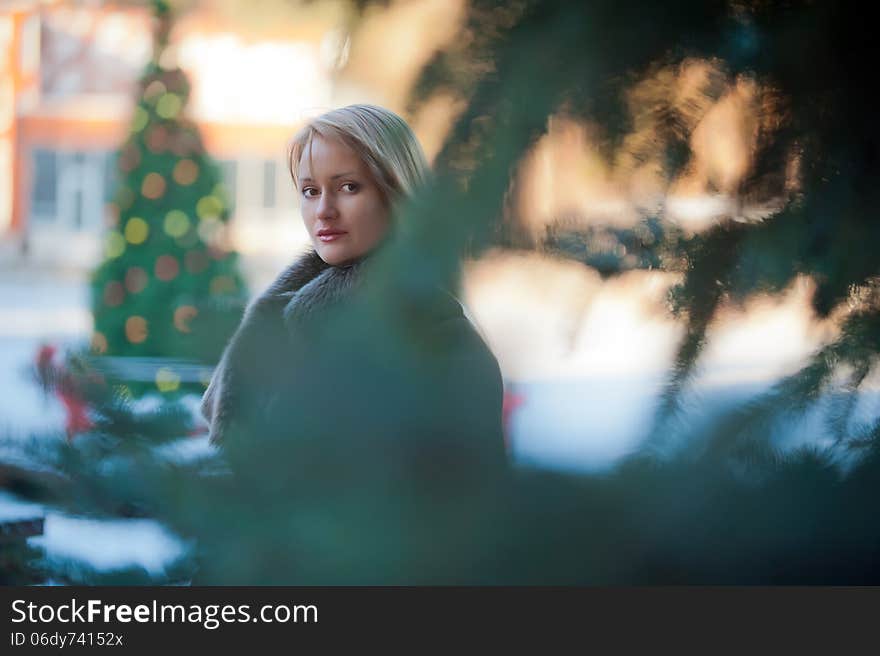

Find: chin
<box><xmin>315</xmin><ymin>244</ymin><xmax>357</xmax><ymax>267</ymax></box>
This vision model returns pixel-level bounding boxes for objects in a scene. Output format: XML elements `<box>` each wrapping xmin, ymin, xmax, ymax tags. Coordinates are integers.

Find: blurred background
<box><xmin>1</xmin><ymin>0</ymin><xmax>878</xmax><ymax>583</ymax></box>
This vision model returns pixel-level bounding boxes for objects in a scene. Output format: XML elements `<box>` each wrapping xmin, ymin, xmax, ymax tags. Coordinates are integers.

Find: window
<box><xmin>262</xmin><ymin>160</ymin><xmax>276</xmax><ymax>209</ymax></box>
<box><xmin>31</xmin><ymin>148</ymin><xmax>57</xmax><ymax>217</ymax></box>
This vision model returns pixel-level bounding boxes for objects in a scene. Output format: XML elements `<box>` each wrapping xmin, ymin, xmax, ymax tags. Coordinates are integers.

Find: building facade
<box><xmin>2</xmin><ymin>1</ymin><xmax>341</xmax><ymax>274</ymax></box>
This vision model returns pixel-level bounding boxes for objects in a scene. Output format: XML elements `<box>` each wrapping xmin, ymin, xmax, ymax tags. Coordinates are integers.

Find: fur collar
<box><xmin>281</xmin><ymin>254</ymin><xmax>364</xmax><ymax>327</ymax></box>
<box><xmin>249</xmin><ymin>249</ymin><xmax>364</xmax><ymax>321</ymax></box>
<box><xmin>201</xmin><ymin>248</ymin><xmax>469</xmax><ymax>444</ymax></box>
<box><xmin>201</xmin><ymin>249</ymin><xmax>367</xmax><ymax>443</ymax></box>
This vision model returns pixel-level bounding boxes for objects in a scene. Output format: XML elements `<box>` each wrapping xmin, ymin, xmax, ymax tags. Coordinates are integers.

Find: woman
<box><xmin>200</xmin><ymin>105</ymin><xmax>507</xmax><ymax>472</ymax></box>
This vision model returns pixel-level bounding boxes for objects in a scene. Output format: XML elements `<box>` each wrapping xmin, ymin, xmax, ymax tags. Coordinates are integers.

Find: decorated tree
<box><xmin>90</xmin><ymin>1</ymin><xmax>246</xmax><ymax>382</ymax></box>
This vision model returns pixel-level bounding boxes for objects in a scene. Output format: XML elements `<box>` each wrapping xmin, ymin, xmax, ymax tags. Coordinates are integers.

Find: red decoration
<box><xmin>104</xmin><ymin>203</ymin><xmax>119</xmax><ymax>227</ymax></box>
<box><xmin>173</xmin><ymin>158</ymin><xmax>199</xmax><ymax>185</ymax></box>
<box><xmin>155</xmin><ymin>254</ymin><xmax>180</xmax><ymax>281</ymax></box>
<box><xmin>147</xmin><ymin>125</ymin><xmax>169</xmax><ymax>153</ymax></box>
<box><xmin>208</xmin><ymin>245</ymin><xmax>228</xmax><ymax>260</ymax></box>
<box><xmin>125</xmin><ymin>316</ymin><xmax>148</xmax><ymax>344</ymax></box>
<box><xmin>501</xmin><ymin>389</ymin><xmax>526</xmax><ymax>453</ymax></box>
<box><xmin>173</xmin><ymin>305</ymin><xmax>198</xmax><ymax>333</ymax></box>
<box><xmin>142</xmin><ymin>173</ymin><xmax>167</xmax><ymax>200</ymax></box>
<box><xmin>103</xmin><ymin>281</ymin><xmax>125</xmax><ymax>307</ymax></box>
<box><xmin>117</xmin><ymin>143</ymin><xmax>141</xmax><ymax>173</ymax></box>
<box><xmin>34</xmin><ymin>344</ymin><xmax>95</xmax><ymax>441</ymax></box>
<box><xmin>170</xmin><ymin>130</ymin><xmax>199</xmax><ymax>158</ymax></box>
<box><xmin>124</xmin><ymin>266</ymin><xmax>148</xmax><ymax>293</ymax></box>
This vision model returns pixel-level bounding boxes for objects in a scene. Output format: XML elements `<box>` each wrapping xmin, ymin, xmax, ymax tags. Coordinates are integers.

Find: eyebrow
<box><xmin>299</xmin><ymin>172</ymin><xmax>358</xmax><ymax>182</ymax></box>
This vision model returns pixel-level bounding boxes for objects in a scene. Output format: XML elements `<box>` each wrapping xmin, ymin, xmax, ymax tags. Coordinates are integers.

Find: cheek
<box><xmin>300</xmin><ymin>204</ymin><xmax>316</xmax><ymax>226</ymax></box>
<box><xmin>344</xmin><ymin>197</ymin><xmax>387</xmax><ymax>236</ymax></box>
<box><xmin>364</xmin><ymin>197</ymin><xmax>390</xmax><ymax>233</ymax></box>
<box><xmin>361</xmin><ymin>215</ymin><xmax>389</xmax><ymax>245</ymax></box>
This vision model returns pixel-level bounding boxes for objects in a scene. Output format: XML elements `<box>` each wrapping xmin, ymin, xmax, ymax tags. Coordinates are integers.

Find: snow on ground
<box><xmin>508</xmin><ymin>375</ymin><xmax>666</xmax><ymax>472</ymax></box>
<box><xmin>0</xmin><ymin>489</ymin><xmax>45</xmax><ymax>522</ymax></box>
<box><xmin>0</xmin><ymin>336</ymin><xmax>69</xmax><ymax>439</ymax></box>
<box><xmin>0</xmin><ymin>490</ymin><xmax>187</xmax><ymax>577</ymax></box>
<box><xmin>31</xmin><ymin>513</ymin><xmax>188</xmax><ymax>576</ymax></box>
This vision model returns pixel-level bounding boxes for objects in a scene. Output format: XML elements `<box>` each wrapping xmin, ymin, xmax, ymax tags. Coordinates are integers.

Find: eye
<box><xmin>301</xmin><ymin>187</ymin><xmax>319</xmax><ymax>198</ymax></box>
<box><xmin>341</xmin><ymin>182</ymin><xmax>359</xmax><ymax>193</ymax></box>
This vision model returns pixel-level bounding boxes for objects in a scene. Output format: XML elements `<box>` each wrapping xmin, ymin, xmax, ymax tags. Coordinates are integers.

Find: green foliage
<box><xmin>6</xmin><ymin>403</ymin><xmax>880</xmax><ymax>584</ymax></box>
<box><xmin>543</xmin><ymin>217</ymin><xmax>675</xmax><ymax>277</ymax></box>
<box><xmin>407</xmin><ymin>0</ymin><xmax>880</xmax><ymax>451</ymax></box>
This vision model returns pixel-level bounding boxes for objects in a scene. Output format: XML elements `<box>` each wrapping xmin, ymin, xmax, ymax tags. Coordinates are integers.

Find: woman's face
<box><xmin>296</xmin><ymin>134</ymin><xmax>390</xmax><ymax>266</ymax></box>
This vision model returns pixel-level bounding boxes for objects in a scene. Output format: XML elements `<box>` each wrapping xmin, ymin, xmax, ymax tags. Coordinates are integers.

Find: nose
<box><xmin>316</xmin><ymin>190</ymin><xmax>338</xmax><ymax>221</ymax></box>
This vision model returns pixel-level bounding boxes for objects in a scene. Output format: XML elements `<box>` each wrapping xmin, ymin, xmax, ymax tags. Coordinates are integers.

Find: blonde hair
<box><xmin>288</xmin><ymin>104</ymin><xmax>429</xmax><ymax>204</ymax></box>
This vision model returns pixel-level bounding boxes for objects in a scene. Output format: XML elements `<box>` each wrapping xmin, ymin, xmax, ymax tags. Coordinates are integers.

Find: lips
<box><xmin>317</xmin><ymin>228</ymin><xmax>347</xmax><ymax>243</ymax></box>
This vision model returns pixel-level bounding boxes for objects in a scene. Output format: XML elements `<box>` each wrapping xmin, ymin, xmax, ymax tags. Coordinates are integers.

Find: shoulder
<box><xmin>421</xmin><ymin>290</ymin><xmax>506</xmax><ymax>463</ymax></box>
<box><xmin>428</xmin><ymin>291</ymin><xmax>502</xmax><ymax>385</ymax></box>
<box><xmin>265</xmin><ymin>249</ymin><xmax>330</xmax><ymax>297</ymax></box>
<box><xmin>430</xmin><ymin>289</ymin><xmax>490</xmax><ymax>344</ymax></box>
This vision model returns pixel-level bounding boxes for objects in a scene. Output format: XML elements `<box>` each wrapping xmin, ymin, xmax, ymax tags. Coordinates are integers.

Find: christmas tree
<box><xmin>90</xmin><ymin>1</ymin><xmax>246</xmax><ymax>383</ymax></box>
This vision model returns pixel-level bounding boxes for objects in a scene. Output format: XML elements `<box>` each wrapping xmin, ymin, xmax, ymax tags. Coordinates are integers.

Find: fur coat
<box><xmin>201</xmin><ymin>249</ymin><xmax>506</xmax><ymax>468</ymax></box>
